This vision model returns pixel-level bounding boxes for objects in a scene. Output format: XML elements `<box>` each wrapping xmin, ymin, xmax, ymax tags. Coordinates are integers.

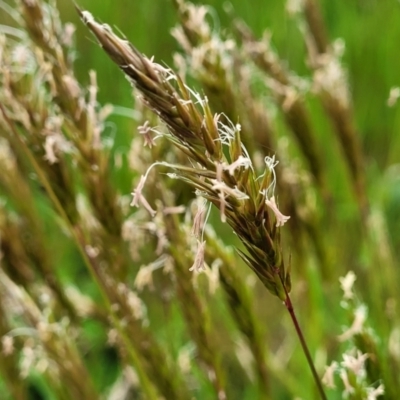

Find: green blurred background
<box><xmin>59</xmin><ymin>0</ymin><xmax>400</xmax><ymax>168</ymax></box>
<box><xmin>1</xmin><ymin>0</ymin><xmax>400</xmax><ymax>398</ymax></box>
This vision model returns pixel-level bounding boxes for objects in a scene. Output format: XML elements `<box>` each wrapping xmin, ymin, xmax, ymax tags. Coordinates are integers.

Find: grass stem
<box><xmin>281</xmin><ymin>279</ymin><xmax>327</xmax><ymax>400</ymax></box>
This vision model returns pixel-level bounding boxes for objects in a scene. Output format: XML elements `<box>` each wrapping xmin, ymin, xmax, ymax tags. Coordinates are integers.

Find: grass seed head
<box><xmin>79</xmin><ymin>9</ymin><xmax>291</xmax><ymax>300</ymax></box>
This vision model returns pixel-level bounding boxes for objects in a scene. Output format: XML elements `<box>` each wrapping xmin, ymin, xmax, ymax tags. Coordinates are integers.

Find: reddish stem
<box><xmin>282</xmin><ymin>284</ymin><xmax>327</xmax><ymax>400</ymax></box>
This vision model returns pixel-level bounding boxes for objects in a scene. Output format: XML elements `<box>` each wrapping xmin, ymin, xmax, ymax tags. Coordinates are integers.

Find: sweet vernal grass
<box><xmin>0</xmin><ymin>0</ymin><xmax>398</xmax><ymax>398</ymax></box>
<box><xmin>78</xmin><ymin>7</ymin><xmax>329</xmax><ymax>399</ymax></box>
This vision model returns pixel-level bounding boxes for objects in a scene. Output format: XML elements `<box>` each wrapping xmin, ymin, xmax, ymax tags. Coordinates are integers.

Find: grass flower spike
<box><xmin>78</xmin><ymin>9</ymin><xmax>291</xmax><ymax>301</ymax></box>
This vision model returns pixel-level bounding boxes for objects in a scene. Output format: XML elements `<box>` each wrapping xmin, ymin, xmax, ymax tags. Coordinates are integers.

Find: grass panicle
<box><xmin>0</xmin><ymin>0</ymin><xmax>398</xmax><ymax>399</ymax></box>
<box><xmin>79</xmin><ymin>8</ymin><xmax>291</xmax><ymax>301</ymax></box>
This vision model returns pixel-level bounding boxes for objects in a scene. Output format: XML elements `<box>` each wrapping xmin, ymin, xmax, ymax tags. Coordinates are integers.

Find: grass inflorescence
<box><xmin>0</xmin><ymin>0</ymin><xmax>398</xmax><ymax>399</ymax></box>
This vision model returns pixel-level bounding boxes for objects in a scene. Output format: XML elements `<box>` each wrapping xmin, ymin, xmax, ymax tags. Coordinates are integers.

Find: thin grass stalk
<box><xmin>281</xmin><ymin>280</ymin><xmax>327</xmax><ymax>400</ymax></box>
<box><xmin>0</xmin><ymin>140</ymin><xmax>77</xmax><ymax>320</ymax></box>
<box><xmin>171</xmin><ymin>0</ymin><xmax>238</xmax><ymax>115</ymax></box>
<box><xmin>233</xmin><ymin>20</ymin><xmax>329</xmax><ymax>202</ymax></box>
<box><xmin>297</xmin><ymin>0</ymin><xmax>368</xmax><ymax>216</ymax></box>
<box><xmin>162</xmin><ymin>209</ymin><xmax>227</xmax><ymax>399</ymax></box>
<box><xmin>0</xmin><ymin>210</ymin><xmax>76</xmax><ymax>320</ymax></box>
<box><xmin>17</xmin><ymin>0</ymin><xmax>128</xmax><ymax>278</ymax></box>
<box><xmin>0</xmin><ymin>104</ymin><xmax>162</xmax><ymax>400</ymax></box>
<box><xmin>0</xmin><ymin>271</ymin><xmax>100</xmax><ymax>400</ymax></box>
<box><xmin>204</xmin><ymin>229</ymin><xmax>271</xmax><ymax>398</ymax></box>
<box><xmin>0</xmin><ymin>301</ymin><xmax>27</xmax><ymax>400</ymax></box>
<box><xmin>303</xmin><ymin>0</ymin><xmax>329</xmax><ymax>54</ymax></box>
<box><xmin>353</xmin><ymin>332</ymin><xmax>384</xmax><ymax>394</ymax></box>
<box><xmin>334</xmin><ymin>275</ymin><xmax>392</xmax><ymax>398</ymax></box>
